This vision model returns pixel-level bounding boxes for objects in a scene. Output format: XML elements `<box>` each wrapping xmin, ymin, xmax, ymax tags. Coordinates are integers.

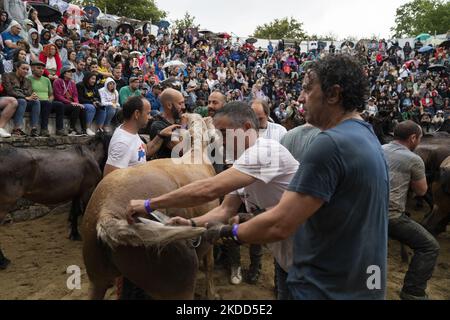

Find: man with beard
<box><xmin>103</xmin><ymin>96</ymin><xmax>179</xmax><ymax>176</ymax></box>
<box><xmin>130</xmin><ymin>55</ymin><xmax>389</xmax><ymax>300</ymax></box>
<box><xmin>149</xmin><ymin>88</ymin><xmax>186</xmax><ymax>159</ymax></box>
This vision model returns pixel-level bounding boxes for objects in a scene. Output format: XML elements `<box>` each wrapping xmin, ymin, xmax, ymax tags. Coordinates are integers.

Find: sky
<box><xmin>156</xmin><ymin>0</ymin><xmax>411</xmax><ymax>40</ymax></box>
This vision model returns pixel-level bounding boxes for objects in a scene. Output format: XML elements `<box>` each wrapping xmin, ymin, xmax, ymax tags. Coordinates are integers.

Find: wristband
<box><xmin>231</xmin><ymin>224</ymin><xmax>242</xmax><ymax>245</ymax></box>
<box><xmin>144</xmin><ymin>199</ymin><xmax>153</xmax><ymax>215</ymax></box>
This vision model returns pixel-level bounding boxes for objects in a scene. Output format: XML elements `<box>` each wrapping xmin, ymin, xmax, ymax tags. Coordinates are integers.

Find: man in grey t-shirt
<box><xmin>281</xmin><ymin>123</ymin><xmax>321</xmax><ymax>163</ymax></box>
<box><xmin>382</xmin><ymin>120</ymin><xmax>440</xmax><ymax>300</ymax></box>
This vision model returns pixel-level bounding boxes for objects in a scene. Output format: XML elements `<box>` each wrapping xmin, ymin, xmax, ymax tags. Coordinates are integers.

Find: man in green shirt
<box><xmin>119</xmin><ymin>77</ymin><xmax>142</xmax><ymax>106</ymax></box>
<box><xmin>28</xmin><ymin>61</ymin><xmax>66</xmax><ymax>136</ymax></box>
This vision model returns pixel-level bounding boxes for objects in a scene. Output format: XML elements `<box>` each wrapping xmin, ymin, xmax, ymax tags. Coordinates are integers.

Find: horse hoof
<box><xmin>69</xmin><ymin>233</ymin><xmax>82</xmax><ymax>241</ymax></box>
<box><xmin>0</xmin><ymin>257</ymin><xmax>11</xmax><ymax>270</ymax></box>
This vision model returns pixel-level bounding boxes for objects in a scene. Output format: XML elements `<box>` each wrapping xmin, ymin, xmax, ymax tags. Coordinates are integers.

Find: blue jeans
<box><xmin>274</xmin><ymin>260</ymin><xmax>291</xmax><ymax>300</ymax></box>
<box><xmin>389</xmin><ymin>213</ymin><xmax>440</xmax><ymax>296</ymax></box>
<box><xmin>83</xmin><ymin>103</ymin><xmax>97</xmax><ymax>126</ymax></box>
<box><xmin>96</xmin><ymin>105</ymin><xmax>117</xmax><ymax>126</ymax></box>
<box><xmin>14</xmin><ymin>99</ymin><xmax>40</xmax><ymax>128</ymax></box>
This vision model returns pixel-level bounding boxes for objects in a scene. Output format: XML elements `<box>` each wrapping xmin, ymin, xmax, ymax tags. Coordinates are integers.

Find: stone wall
<box><xmin>4</xmin><ymin>114</ymin><xmax>77</xmax><ymax>136</ymax></box>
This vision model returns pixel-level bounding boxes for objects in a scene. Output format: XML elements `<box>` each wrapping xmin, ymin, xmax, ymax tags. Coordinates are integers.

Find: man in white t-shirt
<box><xmin>104</xmin><ymin>95</ymin><xmax>179</xmax><ymax>300</ymax></box>
<box><xmin>126</xmin><ymin>102</ymin><xmax>299</xmax><ymax>298</ymax></box>
<box><xmin>251</xmin><ymin>99</ymin><xmax>287</xmax><ymax>142</ymax></box>
<box><xmin>104</xmin><ymin>96</ymin><xmax>179</xmax><ymax>177</ymax></box>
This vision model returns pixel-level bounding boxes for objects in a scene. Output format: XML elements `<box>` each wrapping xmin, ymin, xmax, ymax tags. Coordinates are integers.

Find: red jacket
<box><xmin>38</xmin><ymin>52</ymin><xmax>63</xmax><ymax>78</ymax></box>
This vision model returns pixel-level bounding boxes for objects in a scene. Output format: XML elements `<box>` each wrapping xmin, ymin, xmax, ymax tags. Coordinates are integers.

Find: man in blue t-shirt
<box><xmin>203</xmin><ymin>55</ymin><xmax>390</xmax><ymax>300</ymax></box>
<box><xmin>1</xmin><ymin>21</ymin><xmax>23</xmax><ymax>60</ymax></box>
<box><xmin>146</xmin><ymin>84</ymin><xmax>163</xmax><ymax>112</ymax></box>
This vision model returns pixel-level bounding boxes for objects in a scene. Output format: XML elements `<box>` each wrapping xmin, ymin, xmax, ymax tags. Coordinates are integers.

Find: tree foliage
<box><xmin>253</xmin><ymin>17</ymin><xmax>308</xmax><ymax>40</ymax></box>
<box><xmin>74</xmin><ymin>0</ymin><xmax>166</xmax><ymax>22</ymax></box>
<box><xmin>173</xmin><ymin>12</ymin><xmax>200</xmax><ymax>30</ymax></box>
<box><xmin>308</xmin><ymin>32</ymin><xmax>338</xmax><ymax>41</ymax></box>
<box><xmin>391</xmin><ymin>0</ymin><xmax>450</xmax><ymax>38</ymax></box>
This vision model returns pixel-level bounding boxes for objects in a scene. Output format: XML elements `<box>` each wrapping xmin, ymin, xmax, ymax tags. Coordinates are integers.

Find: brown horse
<box><xmin>0</xmin><ymin>136</ymin><xmax>109</xmax><ymax>270</ymax></box>
<box><xmin>82</xmin><ymin>114</ymin><xmax>220</xmax><ymax>300</ymax></box>
<box><xmin>281</xmin><ymin>106</ymin><xmax>305</xmax><ymax>131</ymax></box>
<box><xmin>422</xmin><ymin>156</ymin><xmax>450</xmax><ymax>236</ymax></box>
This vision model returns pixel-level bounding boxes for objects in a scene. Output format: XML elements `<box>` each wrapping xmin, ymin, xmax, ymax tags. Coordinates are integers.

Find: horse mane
<box><xmin>179</xmin><ymin>113</ymin><xmax>219</xmax><ymax>164</ymax></box>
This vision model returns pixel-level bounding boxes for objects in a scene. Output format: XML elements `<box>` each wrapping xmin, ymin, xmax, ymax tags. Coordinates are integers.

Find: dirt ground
<box><xmin>0</xmin><ymin>204</ymin><xmax>449</xmax><ymax>300</ymax></box>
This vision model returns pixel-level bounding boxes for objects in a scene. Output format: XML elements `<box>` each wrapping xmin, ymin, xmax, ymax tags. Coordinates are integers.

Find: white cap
<box><xmin>9</xmin><ymin>20</ymin><xmax>22</xmax><ymax>30</ymax></box>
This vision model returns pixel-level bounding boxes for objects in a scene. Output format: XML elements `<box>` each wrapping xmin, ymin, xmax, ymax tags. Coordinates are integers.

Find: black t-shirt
<box><xmin>149</xmin><ymin>115</ymin><xmax>173</xmax><ymax>159</ymax></box>
<box><xmin>113</xmin><ymin>77</ymin><xmax>128</xmax><ymax>91</ymax></box>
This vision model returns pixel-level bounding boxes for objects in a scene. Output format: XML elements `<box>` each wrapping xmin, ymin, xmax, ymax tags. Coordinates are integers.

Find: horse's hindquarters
<box><xmin>110</xmin><ymin>242</ymin><xmax>199</xmax><ymax>300</ymax></box>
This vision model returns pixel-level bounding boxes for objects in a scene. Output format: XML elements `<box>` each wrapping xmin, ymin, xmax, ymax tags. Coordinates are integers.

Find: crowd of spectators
<box><xmin>0</xmin><ymin>7</ymin><xmax>448</xmax><ymax>139</ymax></box>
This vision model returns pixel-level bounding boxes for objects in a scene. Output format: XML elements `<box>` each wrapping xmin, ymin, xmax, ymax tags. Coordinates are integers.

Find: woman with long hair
<box><xmin>97</xmin><ymin>56</ymin><xmax>113</xmax><ymax>84</ymax></box>
<box><xmin>28</xmin><ymin>8</ymin><xmax>44</xmax><ymax>34</ymax></box>
<box><xmin>2</xmin><ymin>48</ymin><xmax>29</xmax><ymax>74</ymax></box>
<box><xmin>64</xmin><ymin>50</ymin><xmax>77</xmax><ymax>69</ymax></box>
<box><xmin>76</xmin><ymin>72</ymin><xmax>103</xmax><ymax>136</ymax></box>
<box><xmin>0</xmin><ymin>10</ymin><xmax>11</xmax><ymax>34</ymax></box>
<box><xmin>39</xmin><ymin>44</ymin><xmax>62</xmax><ymax>81</ymax></box>
<box><xmin>28</xmin><ymin>28</ymin><xmax>43</xmax><ymax>59</ymax></box>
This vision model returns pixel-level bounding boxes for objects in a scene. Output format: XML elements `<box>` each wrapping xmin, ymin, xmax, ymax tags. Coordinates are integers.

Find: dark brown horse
<box><xmin>0</xmin><ymin>135</ymin><xmax>109</xmax><ymax>270</ymax></box>
<box><xmin>281</xmin><ymin>106</ymin><xmax>306</xmax><ymax>131</ymax></box>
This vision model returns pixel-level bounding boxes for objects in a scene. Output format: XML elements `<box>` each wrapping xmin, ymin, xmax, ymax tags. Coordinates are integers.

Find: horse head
<box><xmin>178</xmin><ymin>113</ymin><xmax>219</xmax><ymax>165</ymax></box>
<box><xmin>87</xmin><ymin>133</ymin><xmax>113</xmax><ymax>172</ymax></box>
<box><xmin>281</xmin><ymin>107</ymin><xmax>305</xmax><ymax>130</ymax></box>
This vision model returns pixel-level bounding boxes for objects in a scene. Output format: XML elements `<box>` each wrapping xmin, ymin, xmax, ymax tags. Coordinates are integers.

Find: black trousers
<box><xmin>40</xmin><ymin>100</ymin><xmax>65</xmax><ymax>130</ymax></box>
<box><xmin>62</xmin><ymin>104</ymin><xmax>87</xmax><ymax>130</ymax></box>
<box><xmin>389</xmin><ymin>213</ymin><xmax>440</xmax><ymax>296</ymax></box>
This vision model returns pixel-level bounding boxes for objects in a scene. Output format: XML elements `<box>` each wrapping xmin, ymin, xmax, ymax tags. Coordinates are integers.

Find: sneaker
<box><xmin>0</xmin><ymin>127</ymin><xmax>11</xmax><ymax>138</ymax></box>
<box><xmin>246</xmin><ymin>264</ymin><xmax>261</xmax><ymax>285</ymax></box>
<box><xmin>230</xmin><ymin>266</ymin><xmax>242</xmax><ymax>285</ymax></box>
<box><xmin>68</xmin><ymin>129</ymin><xmax>82</xmax><ymax>137</ymax></box>
<box><xmin>12</xmin><ymin>128</ymin><xmax>27</xmax><ymax>137</ymax></box>
<box><xmin>40</xmin><ymin>129</ymin><xmax>50</xmax><ymax>137</ymax></box>
<box><xmin>56</xmin><ymin>129</ymin><xmax>67</xmax><ymax>136</ymax></box>
<box><xmin>400</xmin><ymin>291</ymin><xmax>429</xmax><ymax>300</ymax></box>
<box><xmin>30</xmin><ymin>128</ymin><xmax>39</xmax><ymax>137</ymax></box>
<box><xmin>81</xmin><ymin>130</ymin><xmax>88</xmax><ymax>136</ymax></box>
<box><xmin>86</xmin><ymin>128</ymin><xmax>96</xmax><ymax>136</ymax></box>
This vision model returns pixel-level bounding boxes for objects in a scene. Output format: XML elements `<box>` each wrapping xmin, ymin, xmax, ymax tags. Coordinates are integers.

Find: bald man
<box><xmin>251</xmin><ymin>99</ymin><xmax>287</xmax><ymax>142</ymax></box>
<box><xmin>149</xmin><ymin>88</ymin><xmax>186</xmax><ymax>159</ymax></box>
<box><xmin>208</xmin><ymin>91</ymin><xmax>226</xmax><ymax>117</ymax></box>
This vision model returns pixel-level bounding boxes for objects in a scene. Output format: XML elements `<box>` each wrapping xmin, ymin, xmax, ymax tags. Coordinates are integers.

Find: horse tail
<box><xmin>96</xmin><ymin>213</ymin><xmax>205</xmax><ymax>250</ymax></box>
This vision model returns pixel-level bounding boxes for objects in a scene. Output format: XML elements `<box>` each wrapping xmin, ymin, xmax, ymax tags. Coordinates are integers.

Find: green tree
<box><xmin>253</xmin><ymin>17</ymin><xmax>308</xmax><ymax>40</ymax></box>
<box><xmin>173</xmin><ymin>12</ymin><xmax>200</xmax><ymax>30</ymax></box>
<box><xmin>308</xmin><ymin>32</ymin><xmax>338</xmax><ymax>41</ymax></box>
<box><xmin>391</xmin><ymin>0</ymin><xmax>450</xmax><ymax>37</ymax></box>
<box><xmin>74</xmin><ymin>0</ymin><xmax>166</xmax><ymax>23</ymax></box>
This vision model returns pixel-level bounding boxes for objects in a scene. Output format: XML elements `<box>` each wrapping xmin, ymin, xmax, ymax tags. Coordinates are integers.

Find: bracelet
<box><xmin>189</xmin><ymin>219</ymin><xmax>197</xmax><ymax>227</ymax></box>
<box><xmin>144</xmin><ymin>199</ymin><xmax>153</xmax><ymax>215</ymax></box>
<box><xmin>231</xmin><ymin>224</ymin><xmax>242</xmax><ymax>244</ymax></box>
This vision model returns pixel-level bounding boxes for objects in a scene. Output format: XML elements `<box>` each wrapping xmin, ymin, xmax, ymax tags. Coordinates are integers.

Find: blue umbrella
<box><xmin>418</xmin><ymin>45</ymin><xmax>433</xmax><ymax>53</ymax></box>
<box><xmin>158</xmin><ymin>20</ymin><xmax>170</xmax><ymax>29</ymax></box>
<box><xmin>415</xmin><ymin>33</ymin><xmax>431</xmax><ymax>41</ymax></box>
<box><xmin>83</xmin><ymin>6</ymin><xmax>101</xmax><ymax>23</ymax></box>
